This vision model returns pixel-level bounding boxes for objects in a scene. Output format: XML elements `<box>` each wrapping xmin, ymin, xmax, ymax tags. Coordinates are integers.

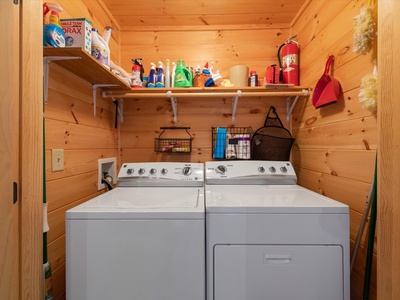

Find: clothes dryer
<box><xmin>205</xmin><ymin>160</ymin><xmax>349</xmax><ymax>300</ymax></box>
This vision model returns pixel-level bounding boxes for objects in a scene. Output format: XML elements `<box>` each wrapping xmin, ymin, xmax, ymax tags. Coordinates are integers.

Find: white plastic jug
<box><xmin>91</xmin><ymin>28</ymin><xmax>110</xmax><ymax>69</ymax></box>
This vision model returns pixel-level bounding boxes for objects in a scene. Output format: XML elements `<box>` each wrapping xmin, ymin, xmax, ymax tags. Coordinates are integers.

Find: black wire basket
<box><xmin>154</xmin><ymin>127</ymin><xmax>192</xmax><ymax>153</ymax></box>
<box><xmin>212</xmin><ymin>126</ymin><xmax>253</xmax><ymax>160</ymax></box>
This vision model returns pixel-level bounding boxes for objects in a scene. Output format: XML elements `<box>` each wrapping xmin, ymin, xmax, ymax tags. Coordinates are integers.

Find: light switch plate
<box><xmin>51</xmin><ymin>149</ymin><xmax>64</xmax><ymax>172</ymax></box>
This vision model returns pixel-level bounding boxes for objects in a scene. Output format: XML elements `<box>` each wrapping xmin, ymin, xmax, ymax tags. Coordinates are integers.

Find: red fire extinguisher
<box><xmin>278</xmin><ymin>36</ymin><xmax>299</xmax><ymax>86</ymax></box>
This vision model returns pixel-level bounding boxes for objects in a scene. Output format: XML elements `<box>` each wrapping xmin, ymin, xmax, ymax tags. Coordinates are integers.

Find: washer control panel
<box><xmin>205</xmin><ymin>160</ymin><xmax>297</xmax><ymax>185</ymax></box>
<box><xmin>117</xmin><ymin>162</ymin><xmax>204</xmax><ymax>187</ymax></box>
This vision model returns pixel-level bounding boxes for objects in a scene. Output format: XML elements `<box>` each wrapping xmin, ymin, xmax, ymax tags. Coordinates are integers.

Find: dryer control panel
<box><xmin>118</xmin><ymin>162</ymin><xmax>204</xmax><ymax>187</ymax></box>
<box><xmin>205</xmin><ymin>160</ymin><xmax>297</xmax><ymax>185</ymax></box>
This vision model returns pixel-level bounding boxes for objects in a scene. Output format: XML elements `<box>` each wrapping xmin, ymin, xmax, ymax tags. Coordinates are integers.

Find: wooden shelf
<box><xmin>43</xmin><ymin>47</ymin><xmax>132</xmax><ymax>89</ymax></box>
<box><xmin>42</xmin><ymin>48</ymin><xmax>310</xmax><ymax>123</ymax></box>
<box><xmin>102</xmin><ymin>86</ymin><xmax>310</xmax><ymax>124</ymax></box>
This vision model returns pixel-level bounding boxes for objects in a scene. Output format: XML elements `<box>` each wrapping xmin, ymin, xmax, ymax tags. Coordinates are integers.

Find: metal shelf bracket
<box><xmin>231</xmin><ymin>90</ymin><xmax>243</xmax><ymax>123</ymax></box>
<box><xmin>166</xmin><ymin>91</ymin><xmax>178</xmax><ymax>123</ymax></box>
<box><xmin>286</xmin><ymin>89</ymin><xmax>309</xmax><ymax>122</ymax></box>
<box><xmin>43</xmin><ymin>56</ymin><xmax>81</xmax><ymax>104</ymax></box>
<box><xmin>92</xmin><ymin>84</ymin><xmax>119</xmax><ymax>116</ymax></box>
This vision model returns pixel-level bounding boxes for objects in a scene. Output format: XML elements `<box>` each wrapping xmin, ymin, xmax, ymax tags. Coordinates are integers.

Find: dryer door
<box><xmin>214</xmin><ymin>245</ymin><xmax>344</xmax><ymax>300</ymax></box>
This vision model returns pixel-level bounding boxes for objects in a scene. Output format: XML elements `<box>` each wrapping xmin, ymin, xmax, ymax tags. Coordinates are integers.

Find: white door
<box><xmin>0</xmin><ymin>1</ymin><xmax>20</xmax><ymax>299</ymax></box>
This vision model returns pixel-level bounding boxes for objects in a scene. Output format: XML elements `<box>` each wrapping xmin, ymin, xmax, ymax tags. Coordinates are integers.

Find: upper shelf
<box><xmin>43</xmin><ymin>47</ymin><xmax>132</xmax><ymax>90</ymax></box>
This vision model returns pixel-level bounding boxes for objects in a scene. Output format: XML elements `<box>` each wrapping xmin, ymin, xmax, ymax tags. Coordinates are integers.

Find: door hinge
<box><xmin>13</xmin><ymin>182</ymin><xmax>18</xmax><ymax>204</ymax></box>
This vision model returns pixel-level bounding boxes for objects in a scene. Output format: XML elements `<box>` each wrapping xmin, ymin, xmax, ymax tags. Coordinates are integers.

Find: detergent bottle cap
<box><xmin>150</xmin><ymin>62</ymin><xmax>156</xmax><ymax>69</ymax></box>
<box><xmin>158</xmin><ymin>61</ymin><xmax>163</xmax><ymax>68</ymax></box>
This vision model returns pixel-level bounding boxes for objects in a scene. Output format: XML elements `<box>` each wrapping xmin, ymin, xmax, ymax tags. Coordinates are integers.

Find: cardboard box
<box><xmin>61</xmin><ymin>18</ymin><xmax>92</xmax><ymax>54</ymax></box>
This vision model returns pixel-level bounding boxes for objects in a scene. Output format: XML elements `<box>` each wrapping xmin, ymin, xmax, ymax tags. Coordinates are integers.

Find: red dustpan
<box><xmin>312</xmin><ymin>55</ymin><xmax>341</xmax><ymax>109</ymax></box>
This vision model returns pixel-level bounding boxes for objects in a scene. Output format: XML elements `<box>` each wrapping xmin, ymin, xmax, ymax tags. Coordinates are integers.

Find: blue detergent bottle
<box><xmin>147</xmin><ymin>63</ymin><xmax>156</xmax><ymax>88</ymax></box>
<box><xmin>156</xmin><ymin>61</ymin><xmax>165</xmax><ymax>88</ymax></box>
<box><xmin>43</xmin><ymin>10</ymin><xmax>65</xmax><ymax>47</ymax></box>
<box><xmin>174</xmin><ymin>60</ymin><xmax>193</xmax><ymax>87</ymax></box>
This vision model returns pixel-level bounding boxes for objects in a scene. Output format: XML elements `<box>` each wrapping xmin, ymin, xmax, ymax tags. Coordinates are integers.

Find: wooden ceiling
<box><xmin>101</xmin><ymin>0</ymin><xmax>307</xmax><ymax>29</ymax></box>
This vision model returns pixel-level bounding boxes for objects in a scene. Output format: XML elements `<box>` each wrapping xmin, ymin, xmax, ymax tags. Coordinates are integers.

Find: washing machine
<box><xmin>205</xmin><ymin>160</ymin><xmax>350</xmax><ymax>300</ymax></box>
<box><xmin>66</xmin><ymin>162</ymin><xmax>205</xmax><ymax>300</ymax></box>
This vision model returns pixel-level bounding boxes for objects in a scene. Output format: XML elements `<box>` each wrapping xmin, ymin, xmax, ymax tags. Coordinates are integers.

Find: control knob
<box><xmin>138</xmin><ymin>168</ymin><xmax>145</xmax><ymax>175</ymax></box>
<box><xmin>182</xmin><ymin>166</ymin><xmax>192</xmax><ymax>176</ymax></box>
<box><xmin>258</xmin><ymin>167</ymin><xmax>265</xmax><ymax>173</ymax></box>
<box><xmin>149</xmin><ymin>168</ymin><xmax>157</xmax><ymax>175</ymax></box>
<box><xmin>127</xmin><ymin>168</ymin><xmax>134</xmax><ymax>175</ymax></box>
<box><xmin>215</xmin><ymin>165</ymin><xmax>227</xmax><ymax>175</ymax></box>
<box><xmin>269</xmin><ymin>166</ymin><xmax>276</xmax><ymax>173</ymax></box>
<box><xmin>280</xmin><ymin>166</ymin><xmax>288</xmax><ymax>173</ymax></box>
<box><xmin>161</xmin><ymin>168</ymin><xmax>168</xmax><ymax>175</ymax></box>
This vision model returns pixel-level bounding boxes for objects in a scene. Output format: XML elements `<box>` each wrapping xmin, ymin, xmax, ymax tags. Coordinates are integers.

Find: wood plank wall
<box><xmin>43</xmin><ymin>1</ymin><xmax>120</xmax><ymax>299</ymax></box>
<box><xmin>291</xmin><ymin>0</ymin><xmax>377</xmax><ymax>299</ymax></box>
<box><xmin>45</xmin><ymin>0</ymin><xmax>378</xmax><ymax>299</ymax></box>
<box><xmin>118</xmin><ymin>24</ymin><xmax>293</xmax><ymax>163</ymax></box>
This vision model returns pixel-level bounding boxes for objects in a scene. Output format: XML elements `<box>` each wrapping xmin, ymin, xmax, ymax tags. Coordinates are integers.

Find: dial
<box><xmin>215</xmin><ymin>165</ymin><xmax>227</xmax><ymax>175</ymax></box>
<box><xmin>127</xmin><ymin>168</ymin><xmax>134</xmax><ymax>175</ymax></box>
<box><xmin>269</xmin><ymin>166</ymin><xmax>276</xmax><ymax>173</ymax></box>
<box><xmin>149</xmin><ymin>168</ymin><xmax>157</xmax><ymax>175</ymax></box>
<box><xmin>258</xmin><ymin>166</ymin><xmax>265</xmax><ymax>173</ymax></box>
<box><xmin>161</xmin><ymin>168</ymin><xmax>168</xmax><ymax>175</ymax></box>
<box><xmin>138</xmin><ymin>168</ymin><xmax>145</xmax><ymax>175</ymax></box>
<box><xmin>280</xmin><ymin>166</ymin><xmax>288</xmax><ymax>173</ymax></box>
<box><xmin>182</xmin><ymin>166</ymin><xmax>192</xmax><ymax>176</ymax></box>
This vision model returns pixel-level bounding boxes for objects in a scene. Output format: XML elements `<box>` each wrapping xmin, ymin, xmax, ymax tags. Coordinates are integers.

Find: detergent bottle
<box><xmin>156</xmin><ymin>61</ymin><xmax>165</xmax><ymax>88</ymax></box>
<box><xmin>147</xmin><ymin>63</ymin><xmax>156</xmax><ymax>88</ymax></box>
<box><xmin>91</xmin><ymin>28</ymin><xmax>110</xmax><ymax>69</ymax></box>
<box><xmin>174</xmin><ymin>60</ymin><xmax>193</xmax><ymax>88</ymax></box>
<box><xmin>43</xmin><ymin>3</ymin><xmax>65</xmax><ymax>47</ymax></box>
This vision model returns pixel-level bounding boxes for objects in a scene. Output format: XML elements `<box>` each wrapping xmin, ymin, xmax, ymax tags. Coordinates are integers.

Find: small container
<box><xmin>250</xmin><ymin>70</ymin><xmax>258</xmax><ymax>87</ymax></box>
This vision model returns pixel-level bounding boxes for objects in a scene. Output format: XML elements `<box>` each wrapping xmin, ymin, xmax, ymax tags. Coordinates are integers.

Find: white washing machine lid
<box><xmin>205</xmin><ymin>185</ymin><xmax>348</xmax><ymax>214</ymax></box>
<box><xmin>67</xmin><ymin>187</ymin><xmax>204</xmax><ymax>220</ymax></box>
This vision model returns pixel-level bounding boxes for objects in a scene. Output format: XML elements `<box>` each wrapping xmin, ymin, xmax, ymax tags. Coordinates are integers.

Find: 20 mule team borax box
<box><xmin>61</xmin><ymin>18</ymin><xmax>92</xmax><ymax>54</ymax></box>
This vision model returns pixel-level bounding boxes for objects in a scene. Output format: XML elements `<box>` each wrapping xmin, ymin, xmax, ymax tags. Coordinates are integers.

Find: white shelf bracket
<box><xmin>285</xmin><ymin>89</ymin><xmax>309</xmax><ymax>122</ymax></box>
<box><xmin>43</xmin><ymin>56</ymin><xmax>81</xmax><ymax>104</ymax></box>
<box><xmin>231</xmin><ymin>90</ymin><xmax>242</xmax><ymax>123</ymax></box>
<box><xmin>166</xmin><ymin>91</ymin><xmax>178</xmax><ymax>123</ymax></box>
<box><xmin>92</xmin><ymin>84</ymin><xmax>119</xmax><ymax>116</ymax></box>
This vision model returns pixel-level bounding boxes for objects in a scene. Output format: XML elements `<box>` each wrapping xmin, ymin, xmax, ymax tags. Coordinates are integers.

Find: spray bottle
<box><xmin>147</xmin><ymin>63</ymin><xmax>156</xmax><ymax>88</ymax></box>
<box><xmin>43</xmin><ymin>2</ymin><xmax>65</xmax><ymax>47</ymax></box>
<box><xmin>165</xmin><ymin>59</ymin><xmax>171</xmax><ymax>88</ymax></box>
<box><xmin>171</xmin><ymin>62</ymin><xmax>176</xmax><ymax>88</ymax></box>
<box><xmin>156</xmin><ymin>61</ymin><xmax>165</xmax><ymax>88</ymax></box>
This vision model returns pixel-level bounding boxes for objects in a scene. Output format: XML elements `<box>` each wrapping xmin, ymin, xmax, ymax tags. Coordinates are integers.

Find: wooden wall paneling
<box><xmin>292</xmin><ymin>0</ymin><xmax>377</xmax><ymax>298</ymax></box>
<box><xmin>293</xmin><ymin>116</ymin><xmax>376</xmax><ymax>150</ymax></box>
<box><xmin>43</xmin><ymin>2</ymin><xmax>122</xmax><ymax>298</ymax></box>
<box><xmin>120</xmin><ymin>28</ymin><xmax>291</xmax><ymax>79</ymax></box>
<box><xmin>45</xmin><ymin>149</ymin><xmax>118</xmax><ymax>181</ymax></box>
<box><xmin>51</xmin><ymin>263</ymin><xmax>66</xmax><ymax>300</ymax></box>
<box><xmin>292</xmin><ymin>0</ymin><xmax>359</xmax><ymax>50</ymax></box>
<box><xmin>378</xmin><ymin>0</ymin><xmax>400</xmax><ymax>298</ymax></box>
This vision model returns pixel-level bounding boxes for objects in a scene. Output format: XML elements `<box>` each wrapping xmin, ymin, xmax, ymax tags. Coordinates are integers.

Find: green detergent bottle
<box><xmin>174</xmin><ymin>60</ymin><xmax>193</xmax><ymax>87</ymax></box>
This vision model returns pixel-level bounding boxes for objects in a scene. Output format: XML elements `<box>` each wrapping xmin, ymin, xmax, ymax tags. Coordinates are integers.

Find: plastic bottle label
<box><xmin>91</xmin><ymin>45</ymin><xmax>109</xmax><ymax>67</ymax></box>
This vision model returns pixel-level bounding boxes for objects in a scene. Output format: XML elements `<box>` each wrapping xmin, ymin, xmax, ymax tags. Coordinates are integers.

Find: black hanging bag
<box><xmin>251</xmin><ymin>106</ymin><xmax>295</xmax><ymax>161</ymax></box>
